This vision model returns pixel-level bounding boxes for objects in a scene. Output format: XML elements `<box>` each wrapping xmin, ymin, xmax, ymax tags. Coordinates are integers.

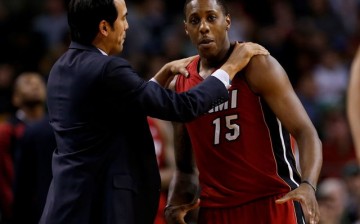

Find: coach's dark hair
<box><xmin>67</xmin><ymin>0</ymin><xmax>118</xmax><ymax>44</ymax></box>
<box><xmin>183</xmin><ymin>0</ymin><xmax>229</xmax><ymax>17</ymax></box>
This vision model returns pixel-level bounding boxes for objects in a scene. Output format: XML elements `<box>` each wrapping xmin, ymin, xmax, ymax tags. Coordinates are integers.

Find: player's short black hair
<box><xmin>183</xmin><ymin>0</ymin><xmax>229</xmax><ymax>17</ymax></box>
<box><xmin>67</xmin><ymin>0</ymin><xmax>118</xmax><ymax>44</ymax></box>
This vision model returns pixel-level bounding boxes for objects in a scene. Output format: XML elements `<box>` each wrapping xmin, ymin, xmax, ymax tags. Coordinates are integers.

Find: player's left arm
<box><xmin>245</xmin><ymin>55</ymin><xmax>322</xmax><ymax>224</ymax></box>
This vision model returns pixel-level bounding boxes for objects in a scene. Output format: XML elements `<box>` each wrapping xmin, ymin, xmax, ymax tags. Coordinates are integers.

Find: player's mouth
<box><xmin>198</xmin><ymin>38</ymin><xmax>215</xmax><ymax>47</ymax></box>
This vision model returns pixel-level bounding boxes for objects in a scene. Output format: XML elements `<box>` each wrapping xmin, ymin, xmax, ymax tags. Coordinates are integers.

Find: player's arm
<box><xmin>245</xmin><ymin>55</ymin><xmax>322</xmax><ymax>224</ymax></box>
<box><xmin>347</xmin><ymin>46</ymin><xmax>360</xmax><ymax>164</ymax></box>
<box><xmin>164</xmin><ymin>79</ymin><xmax>200</xmax><ymax>224</ymax></box>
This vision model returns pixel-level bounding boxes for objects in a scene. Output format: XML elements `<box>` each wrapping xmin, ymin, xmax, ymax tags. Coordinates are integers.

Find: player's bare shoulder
<box><xmin>246</xmin><ymin>54</ymin><xmax>283</xmax><ymax>76</ymax></box>
<box><xmin>245</xmin><ymin>54</ymin><xmax>289</xmax><ymax>94</ymax></box>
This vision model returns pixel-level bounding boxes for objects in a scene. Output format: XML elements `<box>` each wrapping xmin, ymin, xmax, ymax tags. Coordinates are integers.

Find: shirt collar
<box><xmin>97</xmin><ymin>48</ymin><xmax>108</xmax><ymax>56</ymax></box>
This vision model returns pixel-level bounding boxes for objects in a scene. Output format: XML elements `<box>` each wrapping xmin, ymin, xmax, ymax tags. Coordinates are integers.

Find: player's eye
<box><xmin>189</xmin><ymin>17</ymin><xmax>200</xmax><ymax>25</ymax></box>
<box><xmin>208</xmin><ymin>15</ymin><xmax>217</xmax><ymax>22</ymax></box>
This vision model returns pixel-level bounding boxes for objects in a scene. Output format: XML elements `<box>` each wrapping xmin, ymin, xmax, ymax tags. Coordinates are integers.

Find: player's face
<box><xmin>108</xmin><ymin>0</ymin><xmax>128</xmax><ymax>55</ymax></box>
<box><xmin>184</xmin><ymin>0</ymin><xmax>230</xmax><ymax>59</ymax></box>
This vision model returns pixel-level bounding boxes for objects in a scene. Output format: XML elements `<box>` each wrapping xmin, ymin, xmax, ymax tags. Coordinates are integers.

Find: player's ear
<box><xmin>225</xmin><ymin>14</ymin><xmax>231</xmax><ymax>31</ymax></box>
<box><xmin>184</xmin><ymin>20</ymin><xmax>189</xmax><ymax>35</ymax></box>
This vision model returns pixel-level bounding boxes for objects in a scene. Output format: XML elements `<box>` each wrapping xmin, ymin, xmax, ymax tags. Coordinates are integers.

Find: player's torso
<box><xmin>176</xmin><ymin>57</ymin><xmax>301</xmax><ymax>207</ymax></box>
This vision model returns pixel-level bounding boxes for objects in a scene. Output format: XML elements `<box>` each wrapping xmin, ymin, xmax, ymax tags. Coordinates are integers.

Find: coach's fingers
<box><xmin>169</xmin><ymin>55</ymin><xmax>197</xmax><ymax>77</ymax></box>
<box><xmin>178</xmin><ymin>67</ymin><xmax>189</xmax><ymax>77</ymax></box>
<box><xmin>236</xmin><ymin>41</ymin><xmax>270</xmax><ymax>57</ymax></box>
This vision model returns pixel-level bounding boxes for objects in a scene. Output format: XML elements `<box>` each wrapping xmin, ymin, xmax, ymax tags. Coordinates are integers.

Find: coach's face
<box><xmin>108</xmin><ymin>0</ymin><xmax>129</xmax><ymax>55</ymax></box>
<box><xmin>184</xmin><ymin>0</ymin><xmax>230</xmax><ymax>59</ymax></box>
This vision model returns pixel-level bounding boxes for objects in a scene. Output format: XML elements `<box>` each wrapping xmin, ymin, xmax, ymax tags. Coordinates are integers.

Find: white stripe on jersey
<box><xmin>277</xmin><ymin>118</ymin><xmax>299</xmax><ymax>187</ymax></box>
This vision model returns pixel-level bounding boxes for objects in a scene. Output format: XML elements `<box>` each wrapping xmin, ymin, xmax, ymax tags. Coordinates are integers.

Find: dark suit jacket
<box><xmin>40</xmin><ymin>42</ymin><xmax>228</xmax><ymax>224</ymax></box>
<box><xmin>13</xmin><ymin>115</ymin><xmax>55</xmax><ymax>224</ymax></box>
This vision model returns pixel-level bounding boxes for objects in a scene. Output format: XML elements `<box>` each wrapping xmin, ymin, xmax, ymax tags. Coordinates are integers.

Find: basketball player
<box><xmin>165</xmin><ymin>0</ymin><xmax>322</xmax><ymax>223</ymax></box>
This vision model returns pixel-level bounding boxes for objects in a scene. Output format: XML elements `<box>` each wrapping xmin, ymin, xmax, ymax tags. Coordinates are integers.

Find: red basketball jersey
<box><xmin>175</xmin><ymin>56</ymin><xmax>301</xmax><ymax>208</ymax></box>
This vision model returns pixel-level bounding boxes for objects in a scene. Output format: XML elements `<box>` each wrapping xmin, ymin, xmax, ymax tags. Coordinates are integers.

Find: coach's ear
<box><xmin>99</xmin><ymin>20</ymin><xmax>109</xmax><ymax>36</ymax></box>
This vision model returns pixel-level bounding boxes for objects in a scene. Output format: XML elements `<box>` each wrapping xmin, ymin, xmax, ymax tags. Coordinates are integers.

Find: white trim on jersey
<box><xmin>277</xmin><ymin>118</ymin><xmax>299</xmax><ymax>187</ymax></box>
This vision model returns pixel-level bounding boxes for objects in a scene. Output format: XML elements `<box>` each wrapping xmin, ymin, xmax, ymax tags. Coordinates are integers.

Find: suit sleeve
<box><xmin>104</xmin><ymin>57</ymin><xmax>229</xmax><ymax>122</ymax></box>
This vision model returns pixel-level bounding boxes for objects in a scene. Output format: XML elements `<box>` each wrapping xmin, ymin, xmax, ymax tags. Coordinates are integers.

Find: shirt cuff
<box><xmin>211</xmin><ymin>69</ymin><xmax>230</xmax><ymax>88</ymax></box>
<box><xmin>149</xmin><ymin>78</ymin><xmax>159</xmax><ymax>85</ymax></box>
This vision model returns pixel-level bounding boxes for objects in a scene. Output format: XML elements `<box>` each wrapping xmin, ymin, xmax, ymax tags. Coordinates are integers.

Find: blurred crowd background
<box><xmin>1</xmin><ymin>0</ymin><xmax>360</xmax><ymax>223</ymax></box>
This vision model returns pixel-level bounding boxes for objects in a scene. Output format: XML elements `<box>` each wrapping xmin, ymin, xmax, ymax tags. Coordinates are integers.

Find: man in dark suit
<box><xmin>39</xmin><ymin>0</ymin><xmax>269</xmax><ymax>223</ymax></box>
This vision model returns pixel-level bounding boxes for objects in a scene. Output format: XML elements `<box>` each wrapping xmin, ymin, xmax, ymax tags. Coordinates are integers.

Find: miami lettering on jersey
<box><xmin>208</xmin><ymin>89</ymin><xmax>238</xmax><ymax>114</ymax></box>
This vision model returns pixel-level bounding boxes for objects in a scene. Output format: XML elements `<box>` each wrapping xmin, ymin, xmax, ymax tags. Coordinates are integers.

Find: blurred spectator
<box><xmin>313</xmin><ymin>48</ymin><xmax>349</xmax><ymax>108</ymax></box>
<box><xmin>295</xmin><ymin>71</ymin><xmax>321</xmax><ymax>129</ymax></box>
<box><xmin>320</xmin><ymin>109</ymin><xmax>356</xmax><ymax>179</ymax></box>
<box><xmin>0</xmin><ymin>72</ymin><xmax>47</xmax><ymax>223</ymax></box>
<box><xmin>307</xmin><ymin>0</ymin><xmax>347</xmax><ymax>51</ymax></box>
<box><xmin>328</xmin><ymin>0</ymin><xmax>359</xmax><ymax>35</ymax></box>
<box><xmin>227</xmin><ymin>2</ymin><xmax>256</xmax><ymax>42</ymax></box>
<box><xmin>32</xmin><ymin>0</ymin><xmax>68</xmax><ymax>51</ymax></box>
<box><xmin>342</xmin><ymin>162</ymin><xmax>360</xmax><ymax>223</ymax></box>
<box><xmin>123</xmin><ymin>0</ymin><xmax>167</xmax><ymax>57</ymax></box>
<box><xmin>256</xmin><ymin>1</ymin><xmax>298</xmax><ymax>83</ymax></box>
<box><xmin>162</xmin><ymin>25</ymin><xmax>190</xmax><ymax>60</ymax></box>
<box><xmin>317</xmin><ymin>178</ymin><xmax>351</xmax><ymax>224</ymax></box>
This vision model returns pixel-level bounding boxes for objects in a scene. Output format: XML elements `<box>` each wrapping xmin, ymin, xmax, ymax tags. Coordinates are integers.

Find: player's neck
<box><xmin>198</xmin><ymin>42</ymin><xmax>235</xmax><ymax>78</ymax></box>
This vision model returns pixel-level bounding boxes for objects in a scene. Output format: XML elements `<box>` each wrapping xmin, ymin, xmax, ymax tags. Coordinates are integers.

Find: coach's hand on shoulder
<box><xmin>153</xmin><ymin>56</ymin><xmax>197</xmax><ymax>87</ymax></box>
<box><xmin>275</xmin><ymin>184</ymin><xmax>319</xmax><ymax>224</ymax></box>
<box><xmin>165</xmin><ymin>199</ymin><xmax>200</xmax><ymax>224</ymax></box>
<box><xmin>221</xmin><ymin>42</ymin><xmax>269</xmax><ymax>80</ymax></box>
